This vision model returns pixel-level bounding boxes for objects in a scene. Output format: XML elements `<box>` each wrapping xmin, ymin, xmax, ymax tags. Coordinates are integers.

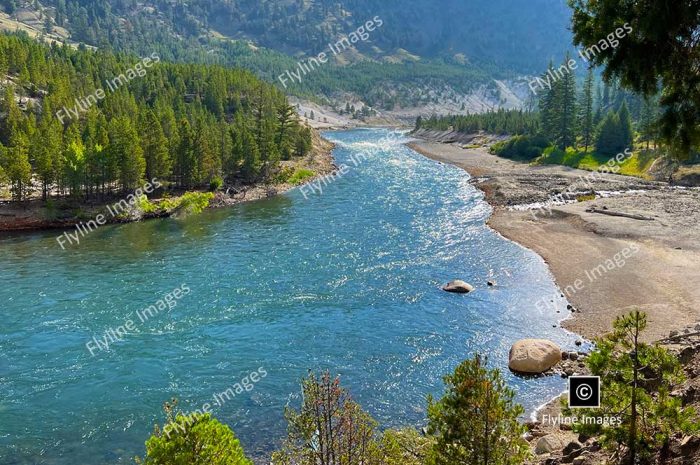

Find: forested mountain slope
<box><xmin>0</xmin><ymin>33</ymin><xmax>313</xmax><ymax>203</ymax></box>
<box><xmin>0</xmin><ymin>0</ymin><xmax>572</xmax><ymax>110</ymax></box>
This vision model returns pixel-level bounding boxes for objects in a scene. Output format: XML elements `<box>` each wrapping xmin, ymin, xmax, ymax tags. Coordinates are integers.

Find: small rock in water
<box><xmin>442</xmin><ymin>279</ymin><xmax>474</xmax><ymax>294</ymax></box>
<box><xmin>487</xmin><ymin>280</ymin><xmax>496</xmax><ymax>287</ymax></box>
<box><xmin>575</xmin><ymin>340</ymin><xmax>583</xmax><ymax>346</ymax></box>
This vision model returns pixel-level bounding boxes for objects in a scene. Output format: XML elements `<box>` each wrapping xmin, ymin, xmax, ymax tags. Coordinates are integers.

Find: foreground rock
<box><xmin>442</xmin><ymin>279</ymin><xmax>474</xmax><ymax>293</ymax></box>
<box><xmin>535</xmin><ymin>435</ymin><xmax>565</xmax><ymax>455</ymax></box>
<box><xmin>509</xmin><ymin>339</ymin><xmax>562</xmax><ymax>374</ymax></box>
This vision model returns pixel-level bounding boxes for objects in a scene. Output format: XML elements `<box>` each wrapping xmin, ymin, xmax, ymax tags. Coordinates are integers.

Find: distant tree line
<box><xmin>417</xmin><ymin>55</ymin><xmax>663</xmax><ymax>160</ymax></box>
<box><xmin>415</xmin><ymin>109</ymin><xmax>540</xmax><ymax>136</ymax></box>
<box><xmin>0</xmin><ymin>33</ymin><xmax>312</xmax><ymax>202</ymax></box>
<box><xmin>536</xmin><ymin>55</ymin><xmax>653</xmax><ymax>156</ymax></box>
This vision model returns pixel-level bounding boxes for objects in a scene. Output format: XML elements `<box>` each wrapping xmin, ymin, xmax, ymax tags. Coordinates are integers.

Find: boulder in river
<box><xmin>442</xmin><ymin>279</ymin><xmax>474</xmax><ymax>294</ymax></box>
<box><xmin>508</xmin><ymin>339</ymin><xmax>562</xmax><ymax>374</ymax></box>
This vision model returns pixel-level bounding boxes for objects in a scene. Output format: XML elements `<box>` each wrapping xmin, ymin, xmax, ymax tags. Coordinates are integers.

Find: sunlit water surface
<box><xmin>0</xmin><ymin>129</ymin><xmax>579</xmax><ymax>464</ymax></box>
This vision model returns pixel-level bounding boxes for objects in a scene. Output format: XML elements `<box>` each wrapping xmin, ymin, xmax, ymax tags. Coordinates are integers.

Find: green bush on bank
<box><xmin>491</xmin><ymin>134</ymin><xmax>551</xmax><ymax>160</ymax></box>
<box><xmin>287</xmin><ymin>168</ymin><xmax>316</xmax><ymax>185</ymax></box>
<box><xmin>276</xmin><ymin>167</ymin><xmax>316</xmax><ymax>185</ymax></box>
<box><xmin>161</xmin><ymin>192</ymin><xmax>215</xmax><ymax>216</ymax></box>
<box><xmin>137</xmin><ymin>402</ymin><xmax>251</xmax><ymax>465</ymax></box>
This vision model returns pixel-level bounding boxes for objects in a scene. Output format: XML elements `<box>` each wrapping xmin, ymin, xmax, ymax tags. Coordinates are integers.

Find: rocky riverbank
<box><xmin>408</xmin><ymin>139</ymin><xmax>700</xmax><ymax>343</ymax></box>
<box><xmin>409</xmin><ymin>136</ymin><xmax>700</xmax><ymax>464</ymax></box>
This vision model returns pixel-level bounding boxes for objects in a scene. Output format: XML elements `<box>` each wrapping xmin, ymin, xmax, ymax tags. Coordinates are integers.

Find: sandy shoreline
<box><xmin>408</xmin><ymin>140</ymin><xmax>700</xmax><ymax>343</ymax></box>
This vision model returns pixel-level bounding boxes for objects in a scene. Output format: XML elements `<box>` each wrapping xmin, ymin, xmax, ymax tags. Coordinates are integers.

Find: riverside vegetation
<box><xmin>0</xmin><ymin>33</ymin><xmax>314</xmax><ymax>207</ymax></box>
<box><xmin>136</xmin><ymin>312</ymin><xmax>698</xmax><ymax>465</ymax></box>
<box><xmin>417</xmin><ymin>0</ymin><xmax>700</xmax><ymax>182</ymax></box>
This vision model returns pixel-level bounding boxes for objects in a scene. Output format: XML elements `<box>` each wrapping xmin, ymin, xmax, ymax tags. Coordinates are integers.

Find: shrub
<box><xmin>162</xmin><ymin>192</ymin><xmax>214</xmax><ymax>217</ymax></box>
<box><xmin>136</xmin><ymin>195</ymin><xmax>159</xmax><ymax>214</ymax></box>
<box><xmin>492</xmin><ymin>134</ymin><xmax>551</xmax><ymax>161</ymax></box>
<box><xmin>137</xmin><ymin>401</ymin><xmax>251</xmax><ymax>465</ymax></box>
<box><xmin>287</xmin><ymin>168</ymin><xmax>316</xmax><ymax>185</ymax></box>
<box><xmin>209</xmin><ymin>176</ymin><xmax>224</xmax><ymax>192</ymax></box>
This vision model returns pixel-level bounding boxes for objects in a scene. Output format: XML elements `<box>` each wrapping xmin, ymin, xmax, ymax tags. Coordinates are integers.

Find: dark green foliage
<box><xmin>491</xmin><ymin>134</ymin><xmax>551</xmax><ymax>161</ymax></box>
<box><xmin>569</xmin><ymin>0</ymin><xmax>700</xmax><ymax>158</ymax></box>
<box><xmin>617</xmin><ymin>101</ymin><xmax>634</xmax><ymax>150</ymax></box>
<box><xmin>595</xmin><ymin>109</ymin><xmax>633</xmax><ymax>156</ymax></box>
<box><xmin>427</xmin><ymin>355</ymin><xmax>530</xmax><ymax>465</ymax></box>
<box><xmin>416</xmin><ymin>110</ymin><xmax>540</xmax><ymax>136</ymax></box>
<box><xmin>10</xmin><ymin>0</ymin><xmax>573</xmax><ymax>109</ymax></box>
<box><xmin>565</xmin><ymin>311</ymin><xmax>698</xmax><ymax>464</ymax></box>
<box><xmin>0</xmin><ymin>33</ymin><xmax>312</xmax><ymax>200</ymax></box>
<box><xmin>579</xmin><ymin>68</ymin><xmax>595</xmax><ymax>151</ymax></box>
<box><xmin>553</xmin><ymin>53</ymin><xmax>578</xmax><ymax>149</ymax></box>
<box><xmin>538</xmin><ymin>55</ymin><xmax>578</xmax><ymax>149</ymax></box>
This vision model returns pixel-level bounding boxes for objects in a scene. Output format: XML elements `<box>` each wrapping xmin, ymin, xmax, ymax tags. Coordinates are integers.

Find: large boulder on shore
<box><xmin>535</xmin><ymin>434</ymin><xmax>565</xmax><ymax>455</ymax></box>
<box><xmin>442</xmin><ymin>279</ymin><xmax>474</xmax><ymax>294</ymax></box>
<box><xmin>509</xmin><ymin>339</ymin><xmax>562</xmax><ymax>374</ymax></box>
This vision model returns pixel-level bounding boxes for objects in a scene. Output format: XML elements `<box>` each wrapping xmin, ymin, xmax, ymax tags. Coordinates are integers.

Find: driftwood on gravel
<box><xmin>586</xmin><ymin>208</ymin><xmax>655</xmax><ymax>221</ymax></box>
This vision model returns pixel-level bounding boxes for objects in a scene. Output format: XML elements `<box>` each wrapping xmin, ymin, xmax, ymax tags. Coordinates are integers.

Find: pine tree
<box><xmin>276</xmin><ymin>103</ymin><xmax>297</xmax><ymax>160</ymax></box>
<box><xmin>580</xmin><ymin>68</ymin><xmax>595</xmax><ymax>152</ymax></box>
<box><xmin>6</xmin><ymin>131</ymin><xmax>32</xmax><ymax>201</ymax></box>
<box><xmin>567</xmin><ymin>311</ymin><xmax>697</xmax><ymax>465</ymax></box>
<box><xmin>595</xmin><ymin>111</ymin><xmax>623</xmax><ymax>156</ymax></box>
<box><xmin>272</xmin><ymin>371</ymin><xmax>379</xmax><ymax>465</ymax></box>
<box><xmin>175</xmin><ymin>118</ymin><xmax>197</xmax><ymax>189</ymax></box>
<box><xmin>415</xmin><ymin>115</ymin><xmax>423</xmax><ymax>130</ymax></box>
<box><xmin>32</xmin><ymin>110</ymin><xmax>63</xmax><ymax>200</ymax></box>
<box><xmin>538</xmin><ymin>61</ymin><xmax>557</xmax><ymax>142</ymax></box>
<box><xmin>553</xmin><ymin>53</ymin><xmax>578</xmax><ymax>149</ymax></box>
<box><xmin>1</xmin><ymin>86</ymin><xmax>22</xmax><ymax>146</ymax></box>
<box><xmin>107</xmin><ymin>117</ymin><xmax>145</xmax><ymax>191</ymax></box>
<box><xmin>140</xmin><ymin>109</ymin><xmax>171</xmax><ymax>182</ymax></box>
<box><xmin>428</xmin><ymin>355</ymin><xmax>529</xmax><ymax>465</ymax></box>
<box><xmin>62</xmin><ymin>125</ymin><xmax>86</xmax><ymax>197</ymax></box>
<box><xmin>617</xmin><ymin>101</ymin><xmax>634</xmax><ymax>150</ymax></box>
<box><xmin>193</xmin><ymin>119</ymin><xmax>219</xmax><ymax>186</ymax></box>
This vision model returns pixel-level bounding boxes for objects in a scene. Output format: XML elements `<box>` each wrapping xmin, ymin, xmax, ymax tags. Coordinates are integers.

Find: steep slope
<box><xmin>0</xmin><ymin>0</ymin><xmax>573</xmax><ymax>113</ymax></box>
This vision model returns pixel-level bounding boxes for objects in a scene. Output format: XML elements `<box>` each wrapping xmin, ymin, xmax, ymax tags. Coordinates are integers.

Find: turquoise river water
<box><xmin>0</xmin><ymin>129</ymin><xmax>579</xmax><ymax>464</ymax></box>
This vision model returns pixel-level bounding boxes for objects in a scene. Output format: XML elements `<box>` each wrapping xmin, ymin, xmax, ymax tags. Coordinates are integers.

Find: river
<box><xmin>0</xmin><ymin>128</ymin><xmax>579</xmax><ymax>463</ymax></box>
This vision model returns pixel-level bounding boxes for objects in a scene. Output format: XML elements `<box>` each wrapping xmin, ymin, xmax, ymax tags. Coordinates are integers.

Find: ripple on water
<box><xmin>0</xmin><ymin>128</ymin><xmax>579</xmax><ymax>464</ymax></box>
